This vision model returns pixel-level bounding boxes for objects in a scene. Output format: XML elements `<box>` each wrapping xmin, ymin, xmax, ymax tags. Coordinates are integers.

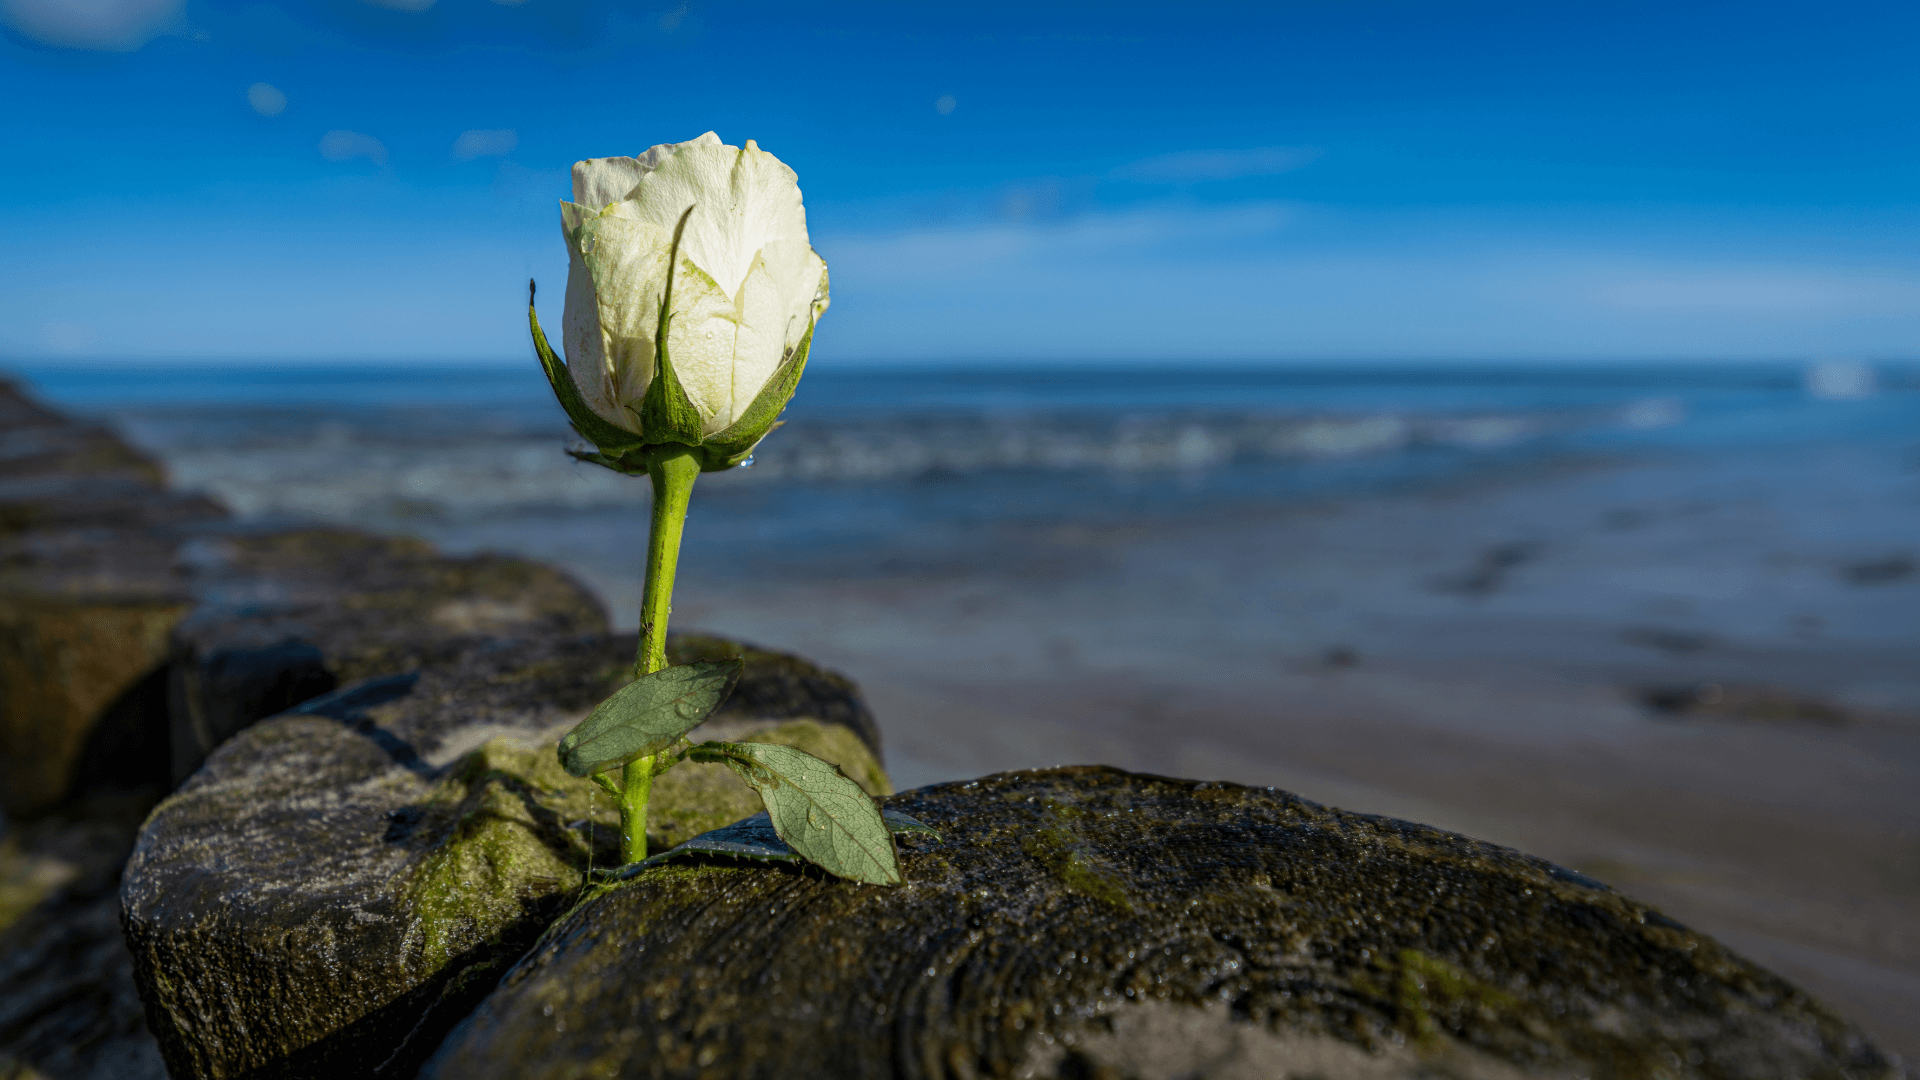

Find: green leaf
<box><xmin>556</xmin><ymin>659</ymin><xmax>742</xmax><ymax>777</ymax></box>
<box><xmin>881</xmin><ymin>808</ymin><xmax>941</xmax><ymax>840</ymax></box>
<box><xmin>637</xmin><ymin>206</ymin><xmax>706</xmax><ymax>447</ymax></box>
<box><xmin>697</xmin><ymin>318</ymin><xmax>815</xmax><ymax>471</ymax></box>
<box><xmin>696</xmin><ymin>741</ymin><xmax>901</xmax><ymax>885</ymax></box>
<box><xmin>528</xmin><ymin>279</ymin><xmax>645</xmax><ymax>458</ymax></box>
<box><xmin>624</xmin><ymin>807</ymin><xmax>940</xmax><ymax>877</ymax></box>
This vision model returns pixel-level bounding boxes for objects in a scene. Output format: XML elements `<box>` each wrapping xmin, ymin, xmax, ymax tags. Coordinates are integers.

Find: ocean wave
<box><xmin>708</xmin><ymin>408</ymin><xmax>1581</xmax><ymax>481</ymax></box>
<box><xmin>125</xmin><ymin>404</ymin><xmax>1632</xmax><ymax>524</ymax></box>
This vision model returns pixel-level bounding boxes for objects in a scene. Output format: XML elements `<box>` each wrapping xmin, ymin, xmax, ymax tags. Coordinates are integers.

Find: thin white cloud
<box><xmin>822</xmin><ymin>202</ymin><xmax>1297</xmax><ymax>282</ymax></box>
<box><xmin>995</xmin><ymin>179</ymin><xmax>1066</xmax><ymax>222</ymax></box>
<box><xmin>319</xmin><ymin>130</ymin><xmax>388</xmax><ymax>165</ymax></box>
<box><xmin>40</xmin><ymin>322</ymin><xmax>96</xmax><ymax>355</ymax></box>
<box><xmin>812</xmin><ymin>204</ymin><xmax>1920</xmax><ymax>360</ymax></box>
<box><xmin>453</xmin><ymin>129</ymin><xmax>518</xmax><ymax>161</ymax></box>
<box><xmin>247</xmin><ymin>83</ymin><xmax>286</xmax><ymax>117</ymax></box>
<box><xmin>1593</xmin><ymin>272</ymin><xmax>1861</xmax><ymax>313</ymax></box>
<box><xmin>1112</xmin><ymin>146</ymin><xmax>1322</xmax><ymax>183</ymax></box>
<box><xmin>0</xmin><ymin>0</ymin><xmax>181</xmax><ymax>51</ymax></box>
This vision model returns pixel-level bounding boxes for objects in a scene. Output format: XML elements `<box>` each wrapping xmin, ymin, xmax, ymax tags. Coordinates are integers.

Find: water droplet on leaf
<box><xmin>738</xmin><ymin>455</ymin><xmax>755</xmax><ymax>469</ymax></box>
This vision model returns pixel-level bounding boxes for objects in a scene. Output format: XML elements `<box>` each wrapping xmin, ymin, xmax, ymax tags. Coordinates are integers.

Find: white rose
<box><xmin>530</xmin><ymin>132</ymin><xmax>829</xmax><ymax>472</ymax></box>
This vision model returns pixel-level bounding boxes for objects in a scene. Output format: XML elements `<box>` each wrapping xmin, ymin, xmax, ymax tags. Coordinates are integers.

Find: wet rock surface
<box><xmin>0</xmin><ymin>379</ymin><xmax>609</xmax><ymax>815</ymax></box>
<box><xmin>0</xmin><ymin>380</ymin><xmax>218</xmax><ymax>1079</ymax></box>
<box><xmin>0</xmin><ymin>381</ymin><xmax>600</xmax><ymax>1078</ymax></box>
<box><xmin>425</xmin><ymin>766</ymin><xmax>1897</xmax><ymax>1080</ymax></box>
<box><xmin>0</xmin><ymin>796</ymin><xmax>169</xmax><ymax>1080</ymax></box>
<box><xmin>164</xmin><ymin>528</ymin><xmax>608</xmax><ymax>784</ymax></box>
<box><xmin>0</xmin><ymin>380</ymin><xmax>214</xmax><ymax>818</ymax></box>
<box><xmin>122</xmin><ymin>632</ymin><xmax>888</xmax><ymax>1080</ymax></box>
<box><xmin>0</xmin><ymin>381</ymin><xmax>171</xmax><ymax>522</ymax></box>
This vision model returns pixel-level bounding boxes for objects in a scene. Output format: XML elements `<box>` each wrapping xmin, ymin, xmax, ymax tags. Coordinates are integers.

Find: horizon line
<box><xmin>8</xmin><ymin>354</ymin><xmax>1917</xmax><ymax>372</ymax></box>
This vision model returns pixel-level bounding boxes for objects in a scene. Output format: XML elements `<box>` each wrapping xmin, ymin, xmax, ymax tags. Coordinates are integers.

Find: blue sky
<box><xmin>2</xmin><ymin>0</ymin><xmax>1915</xmax><ymax>364</ymax></box>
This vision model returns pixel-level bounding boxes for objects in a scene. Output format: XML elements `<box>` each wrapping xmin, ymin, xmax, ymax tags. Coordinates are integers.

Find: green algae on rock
<box><xmin>122</xmin><ymin>633</ymin><xmax>888</xmax><ymax>1080</ymax></box>
<box><xmin>422</xmin><ymin>766</ymin><xmax>1896</xmax><ymax>1080</ymax></box>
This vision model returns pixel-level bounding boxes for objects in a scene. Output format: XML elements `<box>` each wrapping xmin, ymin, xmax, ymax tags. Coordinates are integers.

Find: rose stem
<box><xmin>619</xmin><ymin>443</ymin><xmax>701</xmax><ymax>864</ymax></box>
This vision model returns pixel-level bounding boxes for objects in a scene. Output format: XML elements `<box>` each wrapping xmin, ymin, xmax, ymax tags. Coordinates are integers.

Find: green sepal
<box><xmin>565</xmin><ymin>447</ymin><xmax>649</xmax><ymax>476</ymax></box>
<box><xmin>636</xmin><ymin>207</ymin><xmax>707</xmax><ymax>448</ymax></box>
<box><xmin>696</xmin><ymin>319</ymin><xmax>815</xmax><ymax>472</ymax></box>
<box><xmin>556</xmin><ymin>659</ymin><xmax>742</xmax><ymax>778</ymax></box>
<box><xmin>528</xmin><ymin>280</ymin><xmax>645</xmax><ymax>458</ymax></box>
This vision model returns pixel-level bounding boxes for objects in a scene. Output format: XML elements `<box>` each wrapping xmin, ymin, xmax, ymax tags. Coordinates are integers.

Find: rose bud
<box><xmin>529</xmin><ymin>132</ymin><xmax>829</xmax><ymax>473</ymax></box>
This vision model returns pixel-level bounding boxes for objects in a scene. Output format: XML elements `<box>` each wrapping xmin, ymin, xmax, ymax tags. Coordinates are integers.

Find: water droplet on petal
<box><xmin>579</xmin><ymin>235</ymin><xmax>595</xmax><ymax>254</ymax></box>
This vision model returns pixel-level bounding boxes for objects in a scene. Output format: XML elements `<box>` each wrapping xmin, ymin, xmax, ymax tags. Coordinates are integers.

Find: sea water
<box><xmin>14</xmin><ymin>359</ymin><xmax>1919</xmax><ymax>605</ymax></box>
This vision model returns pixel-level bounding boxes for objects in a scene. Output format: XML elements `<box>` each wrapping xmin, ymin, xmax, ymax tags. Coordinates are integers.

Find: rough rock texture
<box><xmin>0</xmin><ymin>589</ymin><xmax>191</xmax><ymax>816</ymax></box>
<box><xmin>424</xmin><ymin>767</ymin><xmax>1897</xmax><ymax>1080</ymax></box>
<box><xmin>0</xmin><ymin>380</ymin><xmax>219</xmax><ymax>816</ymax></box>
<box><xmin>122</xmin><ymin>632</ymin><xmax>888</xmax><ymax>1080</ymax></box>
<box><xmin>163</xmin><ymin>528</ymin><xmax>608</xmax><ymax>784</ymax></box>
<box><xmin>0</xmin><ymin>377</ymin><xmax>609</xmax><ymax>814</ymax></box>
<box><xmin>0</xmin><ymin>381</ymin><xmax>222</xmax><ymax>1079</ymax></box>
<box><xmin>0</xmin><ymin>378</ymin><xmax>181</xmax><ymax>530</ymax></box>
<box><xmin>0</xmin><ymin>518</ymin><xmax>608</xmax><ymax>813</ymax></box>
<box><xmin>0</xmin><ymin>797</ymin><xmax>168</xmax><ymax>1080</ymax></box>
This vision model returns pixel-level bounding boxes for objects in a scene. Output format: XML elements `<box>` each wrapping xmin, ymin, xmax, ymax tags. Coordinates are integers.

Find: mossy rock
<box><xmin>423</xmin><ymin>766</ymin><xmax>1895</xmax><ymax>1080</ymax></box>
<box><xmin>122</xmin><ymin>633</ymin><xmax>889</xmax><ymax>1080</ymax></box>
<box><xmin>0</xmin><ymin>594</ymin><xmax>190</xmax><ymax>816</ymax></box>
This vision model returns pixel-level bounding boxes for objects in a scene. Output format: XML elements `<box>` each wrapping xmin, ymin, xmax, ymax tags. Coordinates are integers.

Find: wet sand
<box><xmin>585</xmin><ymin>443</ymin><xmax>1920</xmax><ymax>1062</ymax></box>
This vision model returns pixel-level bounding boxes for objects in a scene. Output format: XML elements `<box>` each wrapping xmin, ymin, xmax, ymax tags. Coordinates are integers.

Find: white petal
<box><xmin>658</xmin><ymin>260</ymin><xmax>737</xmax><ymax>429</ymax></box>
<box><xmin>571</xmin><ymin>158</ymin><xmax>652</xmax><ymax>213</ymax></box>
<box><xmin>577</xmin><ymin>211</ymin><xmax>679</xmax><ymax>432</ymax></box>
<box><xmin>633</xmin><ymin>130</ymin><xmax>722</xmax><ymax>171</ymax></box>
<box><xmin>560</xmin><ymin>202</ymin><xmax>632</xmax><ymax>433</ymax></box>
<box><xmin>570</xmin><ymin>132</ymin><xmax>725</xmax><ymax>210</ymax></box>
<box><xmin>606</xmin><ymin>138</ymin><xmax>811</xmax><ymax>303</ymax></box>
<box><xmin>722</xmin><ymin>256</ymin><xmax>789</xmax><ymax>428</ymax></box>
<box><xmin>755</xmin><ymin>238</ymin><xmax>828</xmax><ymax>358</ymax></box>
